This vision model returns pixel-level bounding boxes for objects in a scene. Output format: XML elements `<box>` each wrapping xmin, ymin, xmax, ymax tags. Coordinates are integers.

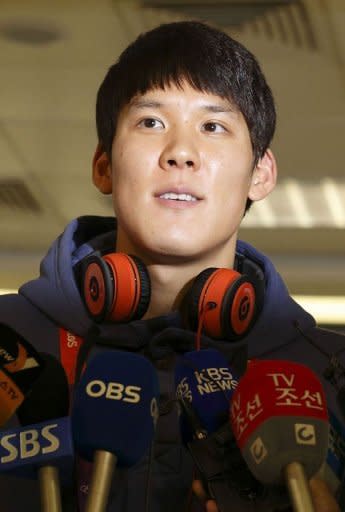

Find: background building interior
<box><xmin>0</xmin><ymin>0</ymin><xmax>344</xmax><ymax>330</ymax></box>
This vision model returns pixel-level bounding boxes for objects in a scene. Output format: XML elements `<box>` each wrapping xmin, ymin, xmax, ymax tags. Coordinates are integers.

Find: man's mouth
<box><xmin>159</xmin><ymin>192</ymin><xmax>198</xmax><ymax>202</ymax></box>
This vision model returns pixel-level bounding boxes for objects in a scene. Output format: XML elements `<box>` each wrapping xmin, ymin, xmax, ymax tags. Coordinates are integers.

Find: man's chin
<box><xmin>144</xmin><ymin>244</ymin><xmax>209</xmax><ymax>265</ymax></box>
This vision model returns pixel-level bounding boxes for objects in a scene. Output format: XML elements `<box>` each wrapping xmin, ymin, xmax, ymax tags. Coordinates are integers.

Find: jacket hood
<box><xmin>19</xmin><ymin>216</ymin><xmax>316</xmax><ymax>354</ymax></box>
<box><xmin>235</xmin><ymin>239</ymin><xmax>316</xmax><ymax>357</ymax></box>
<box><xmin>20</xmin><ymin>216</ymin><xmax>116</xmax><ymax>334</ymax></box>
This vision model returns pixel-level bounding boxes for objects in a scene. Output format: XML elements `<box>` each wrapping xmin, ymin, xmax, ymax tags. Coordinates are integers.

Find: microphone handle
<box><xmin>85</xmin><ymin>450</ymin><xmax>117</xmax><ymax>512</ymax></box>
<box><xmin>38</xmin><ymin>465</ymin><xmax>62</xmax><ymax>512</ymax></box>
<box><xmin>284</xmin><ymin>461</ymin><xmax>315</xmax><ymax>512</ymax></box>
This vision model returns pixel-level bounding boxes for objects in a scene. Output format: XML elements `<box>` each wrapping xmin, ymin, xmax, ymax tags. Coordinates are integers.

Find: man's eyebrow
<box><xmin>128</xmin><ymin>98</ymin><xmax>237</xmax><ymax>114</ymax></box>
<box><xmin>129</xmin><ymin>99</ymin><xmax>162</xmax><ymax>110</ymax></box>
<box><xmin>202</xmin><ymin>104</ymin><xmax>236</xmax><ymax>114</ymax></box>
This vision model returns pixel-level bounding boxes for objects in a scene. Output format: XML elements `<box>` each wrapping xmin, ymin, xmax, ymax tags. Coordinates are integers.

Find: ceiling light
<box><xmin>0</xmin><ymin>20</ymin><xmax>62</xmax><ymax>45</ymax></box>
<box><xmin>322</xmin><ymin>178</ymin><xmax>345</xmax><ymax>228</ymax></box>
<box><xmin>293</xmin><ymin>295</ymin><xmax>345</xmax><ymax>325</ymax></box>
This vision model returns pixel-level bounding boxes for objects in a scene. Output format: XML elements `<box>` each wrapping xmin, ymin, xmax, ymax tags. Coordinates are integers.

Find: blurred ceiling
<box><xmin>0</xmin><ymin>0</ymin><xmax>344</xmax><ymax>295</ymax></box>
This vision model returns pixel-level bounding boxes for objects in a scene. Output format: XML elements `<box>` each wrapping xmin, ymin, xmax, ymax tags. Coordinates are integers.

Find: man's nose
<box><xmin>159</xmin><ymin>131</ymin><xmax>201</xmax><ymax>172</ymax></box>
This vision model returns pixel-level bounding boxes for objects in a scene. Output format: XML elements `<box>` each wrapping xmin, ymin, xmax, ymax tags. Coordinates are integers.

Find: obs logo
<box><xmin>86</xmin><ymin>380</ymin><xmax>141</xmax><ymax>403</ymax></box>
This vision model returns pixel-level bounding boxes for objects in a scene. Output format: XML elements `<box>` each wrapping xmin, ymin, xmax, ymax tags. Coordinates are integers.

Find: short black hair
<box><xmin>96</xmin><ymin>21</ymin><xmax>276</xmax><ymax>209</ymax></box>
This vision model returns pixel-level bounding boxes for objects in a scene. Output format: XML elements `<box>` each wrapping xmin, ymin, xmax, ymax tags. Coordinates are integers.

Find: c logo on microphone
<box><xmin>294</xmin><ymin>423</ymin><xmax>316</xmax><ymax>445</ymax></box>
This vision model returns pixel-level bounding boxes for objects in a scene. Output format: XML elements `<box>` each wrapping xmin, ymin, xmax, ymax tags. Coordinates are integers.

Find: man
<box><xmin>0</xmin><ymin>20</ymin><xmax>343</xmax><ymax>511</ymax></box>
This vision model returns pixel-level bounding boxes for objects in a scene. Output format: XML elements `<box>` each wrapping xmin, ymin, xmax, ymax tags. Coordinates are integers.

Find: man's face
<box><xmin>108</xmin><ymin>82</ymin><xmax>256</xmax><ymax>264</ymax></box>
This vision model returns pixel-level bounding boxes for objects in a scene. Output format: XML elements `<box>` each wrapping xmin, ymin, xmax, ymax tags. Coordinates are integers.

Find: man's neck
<box><xmin>115</xmin><ymin>231</ymin><xmax>237</xmax><ymax>319</ymax></box>
<box><xmin>143</xmin><ymin>252</ymin><xmax>236</xmax><ymax>319</ymax></box>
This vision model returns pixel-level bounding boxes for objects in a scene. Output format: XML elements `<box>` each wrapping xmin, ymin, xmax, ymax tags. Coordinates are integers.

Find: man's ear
<box><xmin>248</xmin><ymin>149</ymin><xmax>277</xmax><ymax>202</ymax></box>
<box><xmin>92</xmin><ymin>143</ymin><xmax>112</xmax><ymax>194</ymax></box>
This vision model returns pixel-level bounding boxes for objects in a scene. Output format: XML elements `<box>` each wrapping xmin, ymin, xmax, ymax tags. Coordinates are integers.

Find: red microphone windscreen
<box><xmin>230</xmin><ymin>359</ymin><xmax>329</xmax><ymax>485</ymax></box>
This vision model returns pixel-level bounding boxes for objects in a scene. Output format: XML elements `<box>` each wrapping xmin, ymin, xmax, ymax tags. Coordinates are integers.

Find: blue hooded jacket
<box><xmin>0</xmin><ymin>216</ymin><xmax>344</xmax><ymax>511</ymax></box>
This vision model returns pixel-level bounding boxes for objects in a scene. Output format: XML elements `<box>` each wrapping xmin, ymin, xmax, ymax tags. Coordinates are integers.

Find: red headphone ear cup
<box><xmin>218</xmin><ymin>273</ymin><xmax>257</xmax><ymax>339</ymax></box>
<box><xmin>183</xmin><ymin>268</ymin><xmax>218</xmax><ymax>332</ymax></box>
<box><xmin>82</xmin><ymin>253</ymin><xmax>151</xmax><ymax>323</ymax></box>
<box><xmin>82</xmin><ymin>254</ymin><xmax>114</xmax><ymax>322</ymax></box>
<box><xmin>185</xmin><ymin>268</ymin><xmax>257</xmax><ymax>340</ymax></box>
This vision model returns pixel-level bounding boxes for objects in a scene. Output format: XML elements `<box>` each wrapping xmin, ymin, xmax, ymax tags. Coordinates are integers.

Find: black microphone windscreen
<box><xmin>16</xmin><ymin>352</ymin><xmax>69</xmax><ymax>426</ymax></box>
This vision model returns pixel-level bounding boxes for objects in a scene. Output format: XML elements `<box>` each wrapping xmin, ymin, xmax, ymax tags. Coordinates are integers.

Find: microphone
<box><xmin>175</xmin><ymin>348</ymin><xmax>238</xmax><ymax>441</ymax></box>
<box><xmin>71</xmin><ymin>350</ymin><xmax>160</xmax><ymax>512</ymax></box>
<box><xmin>16</xmin><ymin>353</ymin><xmax>70</xmax><ymax>426</ymax></box>
<box><xmin>0</xmin><ymin>417</ymin><xmax>73</xmax><ymax>506</ymax></box>
<box><xmin>230</xmin><ymin>359</ymin><xmax>329</xmax><ymax>512</ymax></box>
<box><xmin>0</xmin><ymin>353</ymin><xmax>72</xmax><ymax>512</ymax></box>
<box><xmin>175</xmin><ymin>349</ymin><xmax>266</xmax><ymax>512</ymax></box>
<box><xmin>0</xmin><ymin>323</ymin><xmax>45</xmax><ymax>426</ymax></box>
<box><xmin>18</xmin><ymin>353</ymin><xmax>71</xmax><ymax>512</ymax></box>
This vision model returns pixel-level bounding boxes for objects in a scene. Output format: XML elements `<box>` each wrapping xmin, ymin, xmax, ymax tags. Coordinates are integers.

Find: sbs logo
<box><xmin>0</xmin><ymin>424</ymin><xmax>59</xmax><ymax>463</ymax></box>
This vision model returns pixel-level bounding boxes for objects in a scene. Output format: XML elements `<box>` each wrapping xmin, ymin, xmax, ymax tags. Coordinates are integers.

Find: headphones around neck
<box><xmin>80</xmin><ymin>251</ymin><xmax>265</xmax><ymax>341</ymax></box>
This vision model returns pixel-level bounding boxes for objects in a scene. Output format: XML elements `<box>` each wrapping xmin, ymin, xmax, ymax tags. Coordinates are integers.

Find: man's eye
<box><xmin>203</xmin><ymin>122</ymin><xmax>226</xmax><ymax>133</ymax></box>
<box><xmin>138</xmin><ymin>118</ymin><xmax>164</xmax><ymax>129</ymax></box>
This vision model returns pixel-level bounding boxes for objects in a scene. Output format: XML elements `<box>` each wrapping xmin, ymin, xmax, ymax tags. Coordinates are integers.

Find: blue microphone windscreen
<box><xmin>0</xmin><ymin>416</ymin><xmax>74</xmax><ymax>485</ymax></box>
<box><xmin>175</xmin><ymin>349</ymin><xmax>238</xmax><ymax>438</ymax></box>
<box><xmin>72</xmin><ymin>350</ymin><xmax>159</xmax><ymax>467</ymax></box>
